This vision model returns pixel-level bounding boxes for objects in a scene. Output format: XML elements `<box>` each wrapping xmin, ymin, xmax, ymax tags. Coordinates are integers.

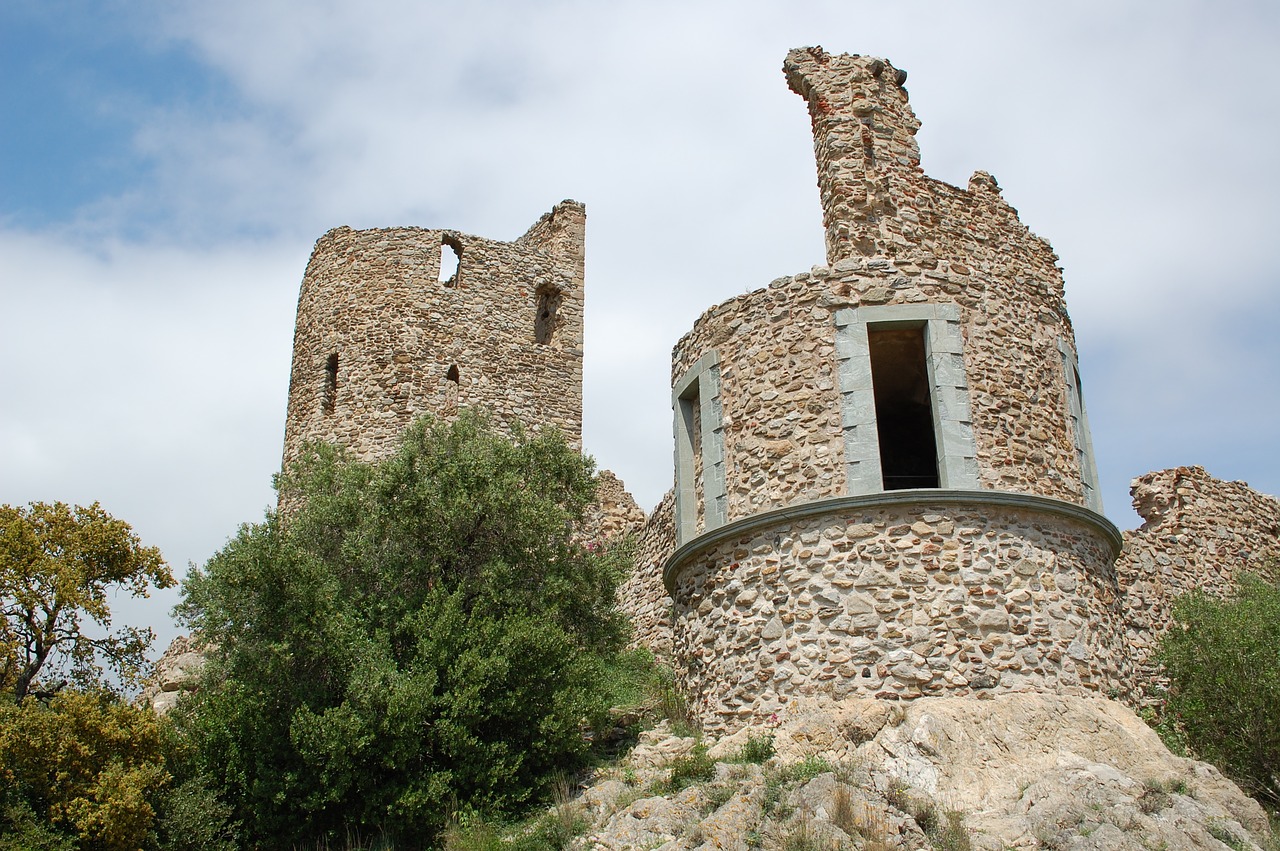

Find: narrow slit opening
<box><xmin>869</xmin><ymin>325</ymin><xmax>939</xmax><ymax>489</ymax></box>
<box><xmin>323</xmin><ymin>353</ymin><xmax>338</xmax><ymax>415</ymax></box>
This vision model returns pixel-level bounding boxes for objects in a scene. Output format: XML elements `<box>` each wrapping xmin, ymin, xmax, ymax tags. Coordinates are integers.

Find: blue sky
<box><xmin>3</xmin><ymin>0</ymin><xmax>1279</xmax><ymax>655</ymax></box>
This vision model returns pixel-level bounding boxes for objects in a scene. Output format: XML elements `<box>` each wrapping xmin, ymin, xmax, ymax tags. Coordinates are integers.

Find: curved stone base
<box><xmin>664</xmin><ymin>492</ymin><xmax>1127</xmax><ymax>733</ymax></box>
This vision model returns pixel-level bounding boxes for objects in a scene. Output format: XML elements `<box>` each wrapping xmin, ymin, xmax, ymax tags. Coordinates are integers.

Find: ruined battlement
<box><xmin>614</xmin><ymin>50</ymin><xmax>1124</xmax><ymax>730</ymax></box>
<box><xmin>281</xmin><ymin>201</ymin><xmax>585</xmax><ymax>474</ymax></box>
<box><xmin>783</xmin><ymin>47</ymin><xmax>1064</xmax><ymax>311</ymax></box>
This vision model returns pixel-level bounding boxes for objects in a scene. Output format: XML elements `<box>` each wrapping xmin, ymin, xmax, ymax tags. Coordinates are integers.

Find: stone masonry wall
<box><xmin>653</xmin><ymin>49</ymin><xmax>1121</xmax><ymax>732</ymax></box>
<box><xmin>581</xmin><ymin>469</ymin><xmax>647</xmax><ymax>544</ymax></box>
<box><xmin>668</xmin><ymin>49</ymin><xmax>1101</xmax><ymax>537</ymax></box>
<box><xmin>282</xmin><ymin>200</ymin><xmax>585</xmax><ymax>473</ymax></box>
<box><xmin>620</xmin><ymin>489</ymin><xmax>677</xmax><ymax>656</ymax></box>
<box><xmin>1117</xmin><ymin>466</ymin><xmax>1280</xmax><ymax>692</ymax></box>
<box><xmin>671</xmin><ymin>257</ymin><xmax>1090</xmax><ymax>525</ymax></box>
<box><xmin>668</xmin><ymin>500</ymin><xmax>1127</xmax><ymax>733</ymax></box>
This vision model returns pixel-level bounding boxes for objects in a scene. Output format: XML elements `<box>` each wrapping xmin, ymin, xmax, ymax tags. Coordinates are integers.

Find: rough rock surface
<box><xmin>555</xmin><ymin>694</ymin><xmax>1271</xmax><ymax>850</ymax></box>
<box><xmin>137</xmin><ymin>634</ymin><xmax>208</xmax><ymax>714</ymax></box>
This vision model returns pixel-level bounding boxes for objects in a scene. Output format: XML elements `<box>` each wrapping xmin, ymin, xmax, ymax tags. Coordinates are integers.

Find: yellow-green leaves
<box><xmin>0</xmin><ymin>690</ymin><xmax>168</xmax><ymax>851</ymax></box>
<box><xmin>0</xmin><ymin>501</ymin><xmax>174</xmax><ymax>699</ymax></box>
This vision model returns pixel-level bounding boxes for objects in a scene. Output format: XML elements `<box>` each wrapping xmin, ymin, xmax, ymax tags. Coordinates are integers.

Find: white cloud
<box><xmin>4</xmin><ymin>0</ymin><xmax>1279</xmax><ymax>653</ymax></box>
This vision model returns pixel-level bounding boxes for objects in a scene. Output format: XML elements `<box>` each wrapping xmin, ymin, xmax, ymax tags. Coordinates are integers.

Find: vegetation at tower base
<box><xmin>1156</xmin><ymin>571</ymin><xmax>1280</xmax><ymax>811</ymax></box>
<box><xmin>171</xmin><ymin>411</ymin><xmax>634</xmax><ymax>848</ymax></box>
<box><xmin>0</xmin><ymin>501</ymin><xmax>174</xmax><ymax>701</ymax></box>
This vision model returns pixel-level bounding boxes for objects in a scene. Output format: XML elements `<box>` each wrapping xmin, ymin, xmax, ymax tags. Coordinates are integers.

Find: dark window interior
<box><xmin>869</xmin><ymin>326</ymin><xmax>939</xmax><ymax>489</ymax></box>
<box><xmin>446</xmin><ymin>364</ymin><xmax>459</xmax><ymax>383</ymax></box>
<box><xmin>323</xmin><ymin>353</ymin><xmax>338</xmax><ymax>415</ymax></box>
<box><xmin>535</xmin><ymin>288</ymin><xmax>560</xmax><ymax>344</ymax></box>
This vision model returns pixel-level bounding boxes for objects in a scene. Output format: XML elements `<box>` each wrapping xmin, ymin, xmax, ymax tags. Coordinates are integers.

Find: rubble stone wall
<box><xmin>582</xmin><ymin>470</ymin><xmax>647</xmax><ymax>544</ymax></box>
<box><xmin>668</xmin><ymin>51</ymin><xmax>1102</xmax><ymax>552</ymax></box>
<box><xmin>766</xmin><ymin>46</ymin><xmax>1100</xmax><ymax>506</ymax></box>
<box><xmin>1117</xmin><ymin>466</ymin><xmax>1280</xmax><ymax>690</ymax></box>
<box><xmin>667</xmin><ymin>495</ymin><xmax>1126</xmax><ymax>733</ymax></box>
<box><xmin>620</xmin><ymin>489</ymin><xmax>678</xmax><ymax>656</ymax></box>
<box><xmin>657</xmin><ymin>48</ymin><xmax>1120</xmax><ymax>732</ymax></box>
<box><xmin>282</xmin><ymin>201</ymin><xmax>586</xmax><ymax>472</ymax></box>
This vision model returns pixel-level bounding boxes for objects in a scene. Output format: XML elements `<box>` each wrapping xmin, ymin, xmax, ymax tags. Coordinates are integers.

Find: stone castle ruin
<box><xmin>282</xmin><ymin>200</ymin><xmax>586</xmax><ymax>469</ymax></box>
<box><xmin>268</xmin><ymin>47</ymin><xmax>1278</xmax><ymax>734</ymax></box>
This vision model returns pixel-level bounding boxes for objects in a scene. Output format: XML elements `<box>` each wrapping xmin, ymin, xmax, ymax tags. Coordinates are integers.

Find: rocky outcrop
<box><xmin>558</xmin><ymin>694</ymin><xmax>1271</xmax><ymax>850</ymax></box>
<box><xmin>137</xmin><ymin>634</ymin><xmax>208</xmax><ymax>714</ymax></box>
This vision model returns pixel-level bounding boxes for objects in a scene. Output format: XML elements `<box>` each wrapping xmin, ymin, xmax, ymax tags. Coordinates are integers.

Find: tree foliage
<box><xmin>1157</xmin><ymin>572</ymin><xmax>1280</xmax><ymax>808</ymax></box>
<box><xmin>0</xmin><ymin>501</ymin><xmax>174</xmax><ymax>700</ymax></box>
<box><xmin>0</xmin><ymin>689</ymin><xmax>169</xmax><ymax>851</ymax></box>
<box><xmin>173</xmin><ymin>412</ymin><xmax>632</xmax><ymax>848</ymax></box>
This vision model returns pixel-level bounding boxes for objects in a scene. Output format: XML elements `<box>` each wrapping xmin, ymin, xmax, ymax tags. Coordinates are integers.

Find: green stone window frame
<box><xmin>834</xmin><ymin>304</ymin><xmax>978</xmax><ymax>494</ymax></box>
<box><xmin>672</xmin><ymin>351</ymin><xmax>726</xmax><ymax>546</ymax></box>
<box><xmin>1058</xmin><ymin>339</ymin><xmax>1103</xmax><ymax>513</ymax></box>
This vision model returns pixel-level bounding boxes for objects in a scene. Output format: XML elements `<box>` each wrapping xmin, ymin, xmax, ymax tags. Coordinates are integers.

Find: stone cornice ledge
<box><xmin>662</xmin><ymin>489</ymin><xmax>1123</xmax><ymax>593</ymax></box>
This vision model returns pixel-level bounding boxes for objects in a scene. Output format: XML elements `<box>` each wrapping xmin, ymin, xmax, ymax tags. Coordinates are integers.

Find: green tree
<box><xmin>173</xmin><ymin>412</ymin><xmax>631</xmax><ymax>848</ymax></box>
<box><xmin>0</xmin><ymin>501</ymin><xmax>174</xmax><ymax>700</ymax></box>
<box><xmin>0</xmin><ymin>689</ymin><xmax>169</xmax><ymax>851</ymax></box>
<box><xmin>1157</xmin><ymin>572</ymin><xmax>1280</xmax><ymax>808</ymax></box>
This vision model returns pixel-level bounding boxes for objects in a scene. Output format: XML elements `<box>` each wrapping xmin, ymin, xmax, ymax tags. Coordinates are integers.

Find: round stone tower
<box><xmin>663</xmin><ymin>49</ymin><xmax>1125</xmax><ymax>732</ymax></box>
<box><xmin>281</xmin><ymin>201</ymin><xmax>586</xmax><ymax>472</ymax></box>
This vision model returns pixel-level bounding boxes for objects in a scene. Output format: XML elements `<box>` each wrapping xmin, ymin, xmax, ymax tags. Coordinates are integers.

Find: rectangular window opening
<box><xmin>868</xmin><ymin>325</ymin><xmax>939</xmax><ymax>489</ymax></box>
<box><xmin>534</xmin><ymin>288</ymin><xmax>560</xmax><ymax>344</ymax></box>
<box><xmin>678</xmin><ymin>387</ymin><xmax>706</xmax><ymax>534</ymax></box>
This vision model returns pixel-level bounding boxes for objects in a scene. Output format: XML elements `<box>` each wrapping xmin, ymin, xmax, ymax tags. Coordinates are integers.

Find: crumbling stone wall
<box><xmin>282</xmin><ymin>201</ymin><xmax>585</xmax><ymax>472</ymax></box>
<box><xmin>764</xmin><ymin>47</ymin><xmax>1098</xmax><ymax>506</ymax></box>
<box><xmin>619</xmin><ymin>489</ymin><xmax>677</xmax><ymax>656</ymax></box>
<box><xmin>581</xmin><ymin>470</ymin><xmax>647</xmax><ymax>544</ymax></box>
<box><xmin>1118</xmin><ymin>466</ymin><xmax>1280</xmax><ymax>690</ymax></box>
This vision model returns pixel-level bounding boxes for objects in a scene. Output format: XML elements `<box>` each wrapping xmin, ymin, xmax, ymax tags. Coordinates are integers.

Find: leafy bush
<box><xmin>1157</xmin><ymin>573</ymin><xmax>1280</xmax><ymax>808</ymax></box>
<box><xmin>0</xmin><ymin>690</ymin><xmax>168</xmax><ymax>851</ymax></box>
<box><xmin>0</xmin><ymin>799</ymin><xmax>76</xmax><ymax>851</ymax></box>
<box><xmin>148</xmin><ymin>774</ymin><xmax>238</xmax><ymax>851</ymax></box>
<box><xmin>172</xmin><ymin>413</ymin><xmax>632</xmax><ymax>848</ymax></box>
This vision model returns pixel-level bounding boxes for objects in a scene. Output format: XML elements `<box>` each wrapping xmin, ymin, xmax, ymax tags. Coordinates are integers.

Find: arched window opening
<box><xmin>868</xmin><ymin>325</ymin><xmax>939</xmax><ymax>489</ymax></box>
<box><xmin>446</xmin><ymin>364</ymin><xmax>460</xmax><ymax>383</ymax></box>
<box><xmin>323</xmin><ymin>353</ymin><xmax>338</xmax><ymax>415</ymax></box>
<box><xmin>534</xmin><ymin>288</ymin><xmax>561</xmax><ymax>344</ymax></box>
<box><xmin>438</xmin><ymin>236</ymin><xmax>462</xmax><ymax>286</ymax></box>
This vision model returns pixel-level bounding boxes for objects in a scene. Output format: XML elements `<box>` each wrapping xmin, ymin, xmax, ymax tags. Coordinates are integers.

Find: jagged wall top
<box><xmin>281</xmin><ymin>200</ymin><xmax>586</xmax><ymax>473</ymax></box>
<box><xmin>784</xmin><ymin>48</ymin><xmax>1063</xmax><ymax>307</ymax></box>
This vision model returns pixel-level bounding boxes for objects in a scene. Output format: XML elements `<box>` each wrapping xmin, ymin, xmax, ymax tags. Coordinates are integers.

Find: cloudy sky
<box><xmin>3</xmin><ymin>0</ymin><xmax>1278</xmax><ymax>654</ymax></box>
